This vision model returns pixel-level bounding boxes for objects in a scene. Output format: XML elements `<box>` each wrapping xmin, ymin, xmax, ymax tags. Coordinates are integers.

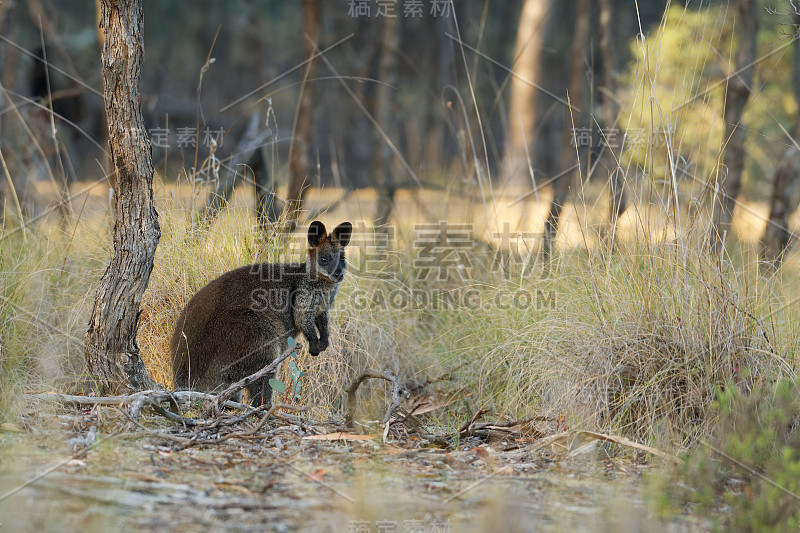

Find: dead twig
<box><xmin>206</xmin><ymin>343</ymin><xmax>297</xmax><ymax>417</ymax></box>
<box><xmin>29</xmin><ymin>390</ymin><xmax>248</xmax><ymax>411</ymax></box>
<box><xmin>27</xmin><ymin>347</ymin><xmax>319</xmax><ymax>446</ymax></box>
<box><xmin>117</xmin><ymin>407</ymin><xmax>195</xmax><ymax>445</ymax></box>
<box><xmin>458</xmin><ymin>408</ymin><xmax>488</xmax><ymax>438</ymax></box>
<box><xmin>31</xmin><ymin>390</ymin><xmax>241</xmax><ymax>428</ymax></box>
<box><xmin>345</xmin><ymin>369</ymin><xmax>408</xmax><ymax>428</ymax></box>
<box><xmin>29</xmin><ymin>345</ymin><xmax>297</xmax><ymax>429</ymax></box>
<box><xmin>177</xmin><ymin>403</ymin><xmax>312</xmax><ymax>450</ymax></box>
<box><xmin>531</xmin><ymin>430</ymin><xmax>681</xmax><ymax>464</ymax></box>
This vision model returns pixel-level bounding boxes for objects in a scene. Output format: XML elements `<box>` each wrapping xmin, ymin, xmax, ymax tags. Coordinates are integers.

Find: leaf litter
<box><xmin>0</xmin><ymin>385</ymin><xmax>710</xmax><ymax>532</ymax></box>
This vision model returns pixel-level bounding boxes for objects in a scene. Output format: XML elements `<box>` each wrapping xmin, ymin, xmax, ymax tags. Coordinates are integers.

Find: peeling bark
<box><xmin>84</xmin><ymin>0</ymin><xmax>160</xmax><ymax>394</ymax></box>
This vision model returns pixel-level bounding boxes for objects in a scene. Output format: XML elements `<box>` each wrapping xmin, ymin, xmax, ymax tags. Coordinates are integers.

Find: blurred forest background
<box><xmin>5</xmin><ymin>4</ymin><xmax>800</xmax><ymax>528</ymax></box>
<box><xmin>5</xmin><ymin>0</ymin><xmax>797</xmax><ymax>255</ymax></box>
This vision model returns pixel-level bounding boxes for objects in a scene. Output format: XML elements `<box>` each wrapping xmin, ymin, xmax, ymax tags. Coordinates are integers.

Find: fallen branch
<box><xmin>345</xmin><ymin>369</ymin><xmax>408</xmax><ymax>428</ymax></box>
<box><xmin>458</xmin><ymin>408</ymin><xmax>488</xmax><ymax>438</ymax></box>
<box><xmin>531</xmin><ymin>430</ymin><xmax>681</xmax><ymax>464</ymax></box>
<box><xmin>568</xmin><ymin>431</ymin><xmax>681</xmax><ymax>464</ymax></box>
<box><xmin>117</xmin><ymin>407</ymin><xmax>195</xmax><ymax>445</ymax></box>
<box><xmin>29</xmin><ymin>390</ymin><xmax>248</xmax><ymax>411</ymax></box>
<box><xmin>28</xmin><ymin>344</ymin><xmax>297</xmax><ymax>427</ymax></box>
<box><xmin>206</xmin><ymin>343</ymin><xmax>297</xmax><ymax>416</ymax></box>
<box><xmin>461</xmin><ymin>415</ymin><xmax>553</xmax><ymax>441</ymax></box>
<box><xmin>303</xmin><ymin>432</ymin><xmax>377</xmax><ymax>441</ymax></box>
<box><xmin>177</xmin><ymin>403</ymin><xmax>312</xmax><ymax>450</ymax></box>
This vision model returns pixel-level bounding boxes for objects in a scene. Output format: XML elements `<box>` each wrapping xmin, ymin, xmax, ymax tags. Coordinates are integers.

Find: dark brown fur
<box><xmin>170</xmin><ymin>221</ymin><xmax>352</xmax><ymax>406</ymax></box>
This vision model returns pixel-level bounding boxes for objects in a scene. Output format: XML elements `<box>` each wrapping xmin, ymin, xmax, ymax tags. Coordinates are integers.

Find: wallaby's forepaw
<box><xmin>308</xmin><ymin>339</ymin><xmax>328</xmax><ymax>356</ymax></box>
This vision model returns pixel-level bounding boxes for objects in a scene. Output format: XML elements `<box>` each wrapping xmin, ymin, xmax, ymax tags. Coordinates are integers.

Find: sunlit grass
<box><xmin>4</xmin><ymin>177</ymin><xmax>800</xmax><ymax>448</ymax></box>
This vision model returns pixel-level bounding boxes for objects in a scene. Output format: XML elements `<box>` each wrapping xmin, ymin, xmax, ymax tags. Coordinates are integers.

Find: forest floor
<box><xmin>0</xmin><ymin>401</ymin><xmax>706</xmax><ymax>532</ymax></box>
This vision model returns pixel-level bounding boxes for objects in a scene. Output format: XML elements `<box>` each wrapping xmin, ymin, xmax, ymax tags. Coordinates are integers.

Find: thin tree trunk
<box><xmin>84</xmin><ymin>0</ymin><xmax>160</xmax><ymax>394</ymax></box>
<box><xmin>203</xmin><ymin>110</ymin><xmax>275</xmax><ymax>225</ymax></box>
<box><xmin>760</xmin><ymin>147</ymin><xmax>800</xmax><ymax>263</ymax></box>
<box><xmin>541</xmin><ymin>0</ymin><xmax>590</xmax><ymax>263</ymax></box>
<box><xmin>95</xmin><ymin>0</ymin><xmax>105</xmax><ymax>49</ymax></box>
<box><xmin>504</xmin><ymin>0</ymin><xmax>552</xmax><ymax>188</ymax></box>
<box><xmin>760</xmin><ymin>11</ymin><xmax>800</xmax><ymax>265</ymax></box>
<box><xmin>286</xmin><ymin>0</ymin><xmax>320</xmax><ymax>224</ymax></box>
<box><xmin>253</xmin><ymin>146</ymin><xmax>282</xmax><ymax>231</ymax></box>
<box><xmin>0</xmin><ymin>0</ymin><xmax>15</xmax><ymax>222</ymax></box>
<box><xmin>600</xmin><ymin>0</ymin><xmax>624</xmax><ymax>231</ymax></box>
<box><xmin>711</xmin><ymin>0</ymin><xmax>758</xmax><ymax>252</ymax></box>
<box><xmin>373</xmin><ymin>13</ymin><xmax>399</xmax><ymax>227</ymax></box>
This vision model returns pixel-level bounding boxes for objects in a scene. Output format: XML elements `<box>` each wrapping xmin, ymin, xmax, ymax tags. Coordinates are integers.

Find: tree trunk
<box><xmin>84</xmin><ymin>0</ymin><xmax>160</xmax><ymax>394</ymax></box>
<box><xmin>504</xmin><ymin>0</ymin><xmax>552</xmax><ymax>188</ymax></box>
<box><xmin>541</xmin><ymin>0</ymin><xmax>590</xmax><ymax>263</ymax></box>
<box><xmin>372</xmin><ymin>13</ymin><xmax>400</xmax><ymax>227</ymax></box>
<box><xmin>760</xmin><ymin>11</ymin><xmax>800</xmax><ymax>265</ymax></box>
<box><xmin>711</xmin><ymin>0</ymin><xmax>758</xmax><ymax>252</ymax></box>
<box><xmin>760</xmin><ymin>147</ymin><xmax>800</xmax><ymax>263</ymax></box>
<box><xmin>286</xmin><ymin>0</ymin><xmax>320</xmax><ymax>223</ymax></box>
<box><xmin>599</xmin><ymin>0</ymin><xmax>624</xmax><ymax>230</ymax></box>
<box><xmin>253</xmin><ymin>146</ymin><xmax>282</xmax><ymax>231</ymax></box>
<box><xmin>203</xmin><ymin>110</ymin><xmax>276</xmax><ymax>226</ymax></box>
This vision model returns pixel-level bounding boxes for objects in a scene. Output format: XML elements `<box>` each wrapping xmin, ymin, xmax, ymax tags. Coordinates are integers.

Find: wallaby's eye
<box><xmin>320</xmin><ymin>257</ymin><xmax>328</xmax><ymax>264</ymax></box>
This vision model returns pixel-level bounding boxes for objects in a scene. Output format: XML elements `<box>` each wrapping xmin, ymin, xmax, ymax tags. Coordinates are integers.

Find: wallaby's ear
<box><xmin>331</xmin><ymin>222</ymin><xmax>352</xmax><ymax>247</ymax></box>
<box><xmin>308</xmin><ymin>221</ymin><xmax>327</xmax><ymax>248</ymax></box>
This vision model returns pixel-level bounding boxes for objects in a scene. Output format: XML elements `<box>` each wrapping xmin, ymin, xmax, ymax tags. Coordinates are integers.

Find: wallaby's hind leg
<box><xmin>191</xmin><ymin>308</ymin><xmax>285</xmax><ymax>403</ymax></box>
<box><xmin>233</xmin><ymin>331</ymin><xmax>282</xmax><ymax>408</ymax></box>
<box><xmin>245</xmin><ymin>372</ymin><xmax>275</xmax><ymax>407</ymax></box>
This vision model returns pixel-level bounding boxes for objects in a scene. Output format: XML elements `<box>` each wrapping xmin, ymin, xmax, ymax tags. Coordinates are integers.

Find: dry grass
<box><xmin>3</xmin><ymin>2</ymin><xmax>800</xmax><ymax>451</ymax></box>
<box><xmin>2</xmin><ymin>174</ymin><xmax>799</xmax><ymax>451</ymax></box>
<box><xmin>1</xmin><ymin>172</ymin><xmax>799</xmax><ymax>445</ymax></box>
<box><xmin>128</xmin><ymin>182</ymin><xmax>800</xmax><ymax>444</ymax></box>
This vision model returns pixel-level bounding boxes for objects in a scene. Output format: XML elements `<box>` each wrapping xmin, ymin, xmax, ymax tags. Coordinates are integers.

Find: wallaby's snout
<box><xmin>308</xmin><ymin>220</ymin><xmax>352</xmax><ymax>283</ymax></box>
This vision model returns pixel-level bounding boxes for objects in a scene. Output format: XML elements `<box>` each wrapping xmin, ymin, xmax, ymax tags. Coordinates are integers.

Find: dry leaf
<box><xmin>406</xmin><ymin>393</ymin><xmax>455</xmax><ymax>415</ymax></box>
<box><xmin>215</xmin><ymin>483</ymin><xmax>254</xmax><ymax>496</ymax></box>
<box><xmin>0</xmin><ymin>422</ymin><xmax>22</xmax><ymax>433</ymax></box>
<box><xmin>307</xmin><ymin>468</ymin><xmax>327</xmax><ymax>482</ymax></box>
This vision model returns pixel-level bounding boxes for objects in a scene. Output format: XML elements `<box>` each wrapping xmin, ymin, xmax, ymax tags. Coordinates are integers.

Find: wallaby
<box><xmin>171</xmin><ymin>221</ymin><xmax>352</xmax><ymax>406</ymax></box>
